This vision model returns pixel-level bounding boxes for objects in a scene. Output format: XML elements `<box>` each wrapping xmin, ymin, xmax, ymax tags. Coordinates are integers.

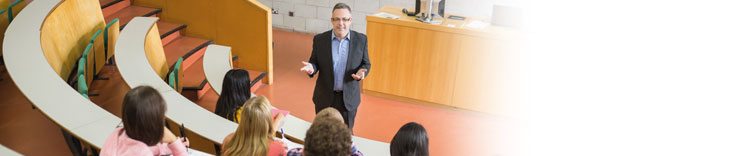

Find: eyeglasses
<box><xmin>331</xmin><ymin>17</ymin><xmax>351</xmax><ymax>22</ymax></box>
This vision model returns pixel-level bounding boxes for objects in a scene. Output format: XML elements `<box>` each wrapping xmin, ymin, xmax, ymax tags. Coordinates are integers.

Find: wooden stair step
<box><xmin>157</xmin><ymin>21</ymin><xmax>186</xmax><ymax>45</ymax></box>
<box><xmin>100</xmin><ymin>0</ymin><xmax>129</xmax><ymax>17</ymax></box>
<box><xmin>105</xmin><ymin>5</ymin><xmax>161</xmax><ymax>28</ymax></box>
<box><xmin>181</xmin><ymin>56</ymin><xmax>210</xmax><ymax>101</ymax></box>
<box><xmin>247</xmin><ymin>70</ymin><xmax>267</xmax><ymax>93</ymax></box>
<box><xmin>100</xmin><ymin>0</ymin><xmax>124</xmax><ymax>8</ymax></box>
<box><xmin>164</xmin><ymin>36</ymin><xmax>212</xmax><ymax>72</ymax></box>
<box><xmin>183</xmin><ymin>56</ymin><xmax>206</xmax><ymax>89</ymax></box>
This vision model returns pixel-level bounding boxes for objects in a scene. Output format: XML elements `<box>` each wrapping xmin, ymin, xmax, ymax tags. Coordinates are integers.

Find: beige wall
<box><xmin>259</xmin><ymin>0</ymin><xmax>519</xmax><ymax>34</ymax></box>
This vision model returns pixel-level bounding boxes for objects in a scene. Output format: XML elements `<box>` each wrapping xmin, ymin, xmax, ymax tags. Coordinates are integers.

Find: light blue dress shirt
<box><xmin>331</xmin><ymin>31</ymin><xmax>350</xmax><ymax>91</ymax></box>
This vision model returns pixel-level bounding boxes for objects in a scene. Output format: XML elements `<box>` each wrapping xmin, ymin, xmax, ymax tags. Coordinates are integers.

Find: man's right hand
<box><xmin>300</xmin><ymin>61</ymin><xmax>314</xmax><ymax>75</ymax></box>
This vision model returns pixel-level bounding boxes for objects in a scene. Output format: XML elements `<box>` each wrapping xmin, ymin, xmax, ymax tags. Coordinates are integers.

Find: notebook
<box><xmin>271</xmin><ymin>109</ymin><xmax>290</xmax><ymax>119</ymax></box>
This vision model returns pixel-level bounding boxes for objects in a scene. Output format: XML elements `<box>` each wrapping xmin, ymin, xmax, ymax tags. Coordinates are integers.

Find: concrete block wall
<box><xmin>258</xmin><ymin>0</ymin><xmax>519</xmax><ymax>34</ymax></box>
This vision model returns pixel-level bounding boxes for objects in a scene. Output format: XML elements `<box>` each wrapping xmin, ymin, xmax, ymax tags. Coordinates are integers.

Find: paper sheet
<box><xmin>466</xmin><ymin>20</ymin><xmax>490</xmax><ymax>29</ymax></box>
<box><xmin>374</xmin><ymin>12</ymin><xmax>399</xmax><ymax>19</ymax></box>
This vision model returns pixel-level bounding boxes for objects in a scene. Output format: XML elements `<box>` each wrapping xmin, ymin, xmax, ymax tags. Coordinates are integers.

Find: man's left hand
<box><xmin>351</xmin><ymin>69</ymin><xmax>367</xmax><ymax>80</ymax></box>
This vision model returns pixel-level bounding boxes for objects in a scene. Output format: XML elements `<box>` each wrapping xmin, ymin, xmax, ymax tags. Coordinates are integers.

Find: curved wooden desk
<box><xmin>202</xmin><ymin>44</ymin><xmax>389</xmax><ymax>155</ymax></box>
<box><xmin>115</xmin><ymin>17</ymin><xmax>237</xmax><ymax>144</ymax></box>
<box><xmin>203</xmin><ymin>44</ymin><xmax>232</xmax><ymax>96</ymax></box>
<box><xmin>2</xmin><ymin>0</ymin><xmax>119</xmax><ymax>148</ymax></box>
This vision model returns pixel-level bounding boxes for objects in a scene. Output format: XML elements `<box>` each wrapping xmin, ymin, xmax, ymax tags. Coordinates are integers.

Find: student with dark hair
<box><xmin>390</xmin><ymin>122</ymin><xmax>429</xmax><ymax>156</ymax></box>
<box><xmin>215</xmin><ymin>69</ymin><xmax>252</xmax><ymax>122</ymax></box>
<box><xmin>101</xmin><ymin>86</ymin><xmax>189</xmax><ymax>156</ymax></box>
<box><xmin>287</xmin><ymin>107</ymin><xmax>363</xmax><ymax>156</ymax></box>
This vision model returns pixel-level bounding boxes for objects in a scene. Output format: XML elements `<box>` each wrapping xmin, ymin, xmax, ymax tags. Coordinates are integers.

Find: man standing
<box><xmin>300</xmin><ymin>3</ymin><xmax>370</xmax><ymax>130</ymax></box>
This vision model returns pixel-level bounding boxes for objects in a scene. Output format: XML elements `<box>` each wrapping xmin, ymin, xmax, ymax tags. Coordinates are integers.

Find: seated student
<box><xmin>101</xmin><ymin>86</ymin><xmax>190</xmax><ymax>156</ymax></box>
<box><xmin>287</xmin><ymin>107</ymin><xmax>363</xmax><ymax>156</ymax></box>
<box><xmin>390</xmin><ymin>122</ymin><xmax>429</xmax><ymax>156</ymax></box>
<box><xmin>222</xmin><ymin>95</ymin><xmax>287</xmax><ymax>156</ymax></box>
<box><xmin>314</xmin><ymin>107</ymin><xmax>344</xmax><ymax>122</ymax></box>
<box><xmin>215</xmin><ymin>69</ymin><xmax>252</xmax><ymax>122</ymax></box>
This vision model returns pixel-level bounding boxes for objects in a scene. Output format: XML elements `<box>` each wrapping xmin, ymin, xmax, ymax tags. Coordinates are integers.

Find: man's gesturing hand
<box><xmin>351</xmin><ymin>69</ymin><xmax>367</xmax><ymax>81</ymax></box>
<box><xmin>300</xmin><ymin>61</ymin><xmax>314</xmax><ymax>75</ymax></box>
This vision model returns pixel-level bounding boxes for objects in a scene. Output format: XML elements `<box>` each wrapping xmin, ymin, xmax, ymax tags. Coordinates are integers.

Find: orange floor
<box><xmin>0</xmin><ymin>29</ymin><xmax>506</xmax><ymax>156</ymax></box>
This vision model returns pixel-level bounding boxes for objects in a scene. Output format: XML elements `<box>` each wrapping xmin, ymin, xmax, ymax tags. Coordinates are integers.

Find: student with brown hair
<box><xmin>101</xmin><ymin>86</ymin><xmax>189</xmax><ymax>156</ymax></box>
<box><xmin>222</xmin><ymin>95</ymin><xmax>287</xmax><ymax>156</ymax></box>
<box><xmin>287</xmin><ymin>107</ymin><xmax>363</xmax><ymax>156</ymax></box>
<box><xmin>314</xmin><ymin>107</ymin><xmax>344</xmax><ymax>122</ymax></box>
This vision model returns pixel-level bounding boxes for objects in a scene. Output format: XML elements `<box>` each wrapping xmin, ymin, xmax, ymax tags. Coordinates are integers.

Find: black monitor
<box><xmin>403</xmin><ymin>0</ymin><xmax>444</xmax><ymax>17</ymax></box>
<box><xmin>403</xmin><ymin>0</ymin><xmax>421</xmax><ymax>16</ymax></box>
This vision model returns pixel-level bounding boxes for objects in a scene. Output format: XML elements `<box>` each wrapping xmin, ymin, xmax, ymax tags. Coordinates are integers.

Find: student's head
<box><xmin>304</xmin><ymin>117</ymin><xmax>352</xmax><ymax>156</ymax></box>
<box><xmin>121</xmin><ymin>86</ymin><xmax>166</xmax><ymax>146</ymax></box>
<box><xmin>222</xmin><ymin>95</ymin><xmax>274</xmax><ymax>156</ymax></box>
<box><xmin>315</xmin><ymin>107</ymin><xmax>344</xmax><ymax>123</ymax></box>
<box><xmin>390</xmin><ymin>122</ymin><xmax>429</xmax><ymax>156</ymax></box>
<box><xmin>215</xmin><ymin>69</ymin><xmax>251</xmax><ymax>122</ymax></box>
<box><xmin>331</xmin><ymin>2</ymin><xmax>352</xmax><ymax>38</ymax></box>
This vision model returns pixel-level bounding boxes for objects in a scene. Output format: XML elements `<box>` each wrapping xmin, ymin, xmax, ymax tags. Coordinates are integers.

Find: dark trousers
<box><xmin>316</xmin><ymin>91</ymin><xmax>357</xmax><ymax>130</ymax></box>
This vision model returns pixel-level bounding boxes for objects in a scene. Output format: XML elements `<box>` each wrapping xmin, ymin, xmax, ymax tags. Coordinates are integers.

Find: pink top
<box><xmin>223</xmin><ymin>133</ymin><xmax>288</xmax><ymax>156</ymax></box>
<box><xmin>100</xmin><ymin>127</ymin><xmax>188</xmax><ymax>156</ymax></box>
<box><xmin>268</xmin><ymin>139</ymin><xmax>288</xmax><ymax>156</ymax></box>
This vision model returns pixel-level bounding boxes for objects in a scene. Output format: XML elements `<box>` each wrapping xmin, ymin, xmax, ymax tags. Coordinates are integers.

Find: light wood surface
<box><xmin>214</xmin><ymin>0</ymin><xmax>274</xmax><ymax>84</ymax></box>
<box><xmin>0</xmin><ymin>0</ymin><xmax>9</xmax><ymax>58</ymax></box>
<box><xmin>92</xmin><ymin>31</ymin><xmax>106</xmax><ymax>74</ymax></box>
<box><xmin>144</xmin><ymin>24</ymin><xmax>169</xmax><ymax>79</ymax></box>
<box><xmin>115</xmin><ymin>17</ymin><xmax>237</xmax><ymax>145</ymax></box>
<box><xmin>364</xmin><ymin>6</ymin><xmax>518</xmax><ymax>114</ymax></box>
<box><xmin>367</xmin><ymin>6</ymin><xmax>509</xmax><ymax>39</ymax></box>
<box><xmin>39</xmin><ymin>0</ymin><xmax>105</xmax><ymax>79</ymax></box>
<box><xmin>3</xmin><ymin>0</ymin><xmax>119</xmax><ymax>149</ymax></box>
<box><xmin>133</xmin><ymin>0</ymin><xmax>274</xmax><ymax>84</ymax></box>
<box><xmin>105</xmin><ymin>20</ymin><xmax>119</xmax><ymax>62</ymax></box>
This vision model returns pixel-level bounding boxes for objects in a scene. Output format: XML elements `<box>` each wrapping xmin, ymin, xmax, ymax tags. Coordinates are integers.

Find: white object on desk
<box><xmin>374</xmin><ymin>12</ymin><xmax>399</xmax><ymax>19</ymax></box>
<box><xmin>466</xmin><ymin>20</ymin><xmax>490</xmax><ymax>29</ymax></box>
<box><xmin>188</xmin><ymin>148</ymin><xmax>214</xmax><ymax>156</ymax></box>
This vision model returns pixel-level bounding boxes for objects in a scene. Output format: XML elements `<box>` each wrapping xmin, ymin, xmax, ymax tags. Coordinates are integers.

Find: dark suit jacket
<box><xmin>308</xmin><ymin>30</ymin><xmax>371</xmax><ymax>111</ymax></box>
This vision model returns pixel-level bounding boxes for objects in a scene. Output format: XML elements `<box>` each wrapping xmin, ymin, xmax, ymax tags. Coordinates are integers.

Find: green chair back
<box><xmin>77</xmin><ymin>74</ymin><xmax>88</xmax><ymax>99</ymax></box>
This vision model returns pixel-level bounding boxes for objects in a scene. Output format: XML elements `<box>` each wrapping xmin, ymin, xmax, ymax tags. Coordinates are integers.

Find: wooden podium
<box><xmin>364</xmin><ymin>6</ymin><xmax>519</xmax><ymax>114</ymax></box>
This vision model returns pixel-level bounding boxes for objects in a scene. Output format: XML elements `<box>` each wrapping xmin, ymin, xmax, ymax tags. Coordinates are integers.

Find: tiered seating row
<box><xmin>3</xmin><ymin>0</ymin><xmax>120</xmax><ymax>150</ymax></box>
<box><xmin>115</xmin><ymin>17</ymin><xmax>237</xmax><ymax>144</ymax></box>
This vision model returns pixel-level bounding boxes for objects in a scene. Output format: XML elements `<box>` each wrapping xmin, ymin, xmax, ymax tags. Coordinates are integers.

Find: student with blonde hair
<box><xmin>222</xmin><ymin>95</ymin><xmax>286</xmax><ymax>156</ymax></box>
